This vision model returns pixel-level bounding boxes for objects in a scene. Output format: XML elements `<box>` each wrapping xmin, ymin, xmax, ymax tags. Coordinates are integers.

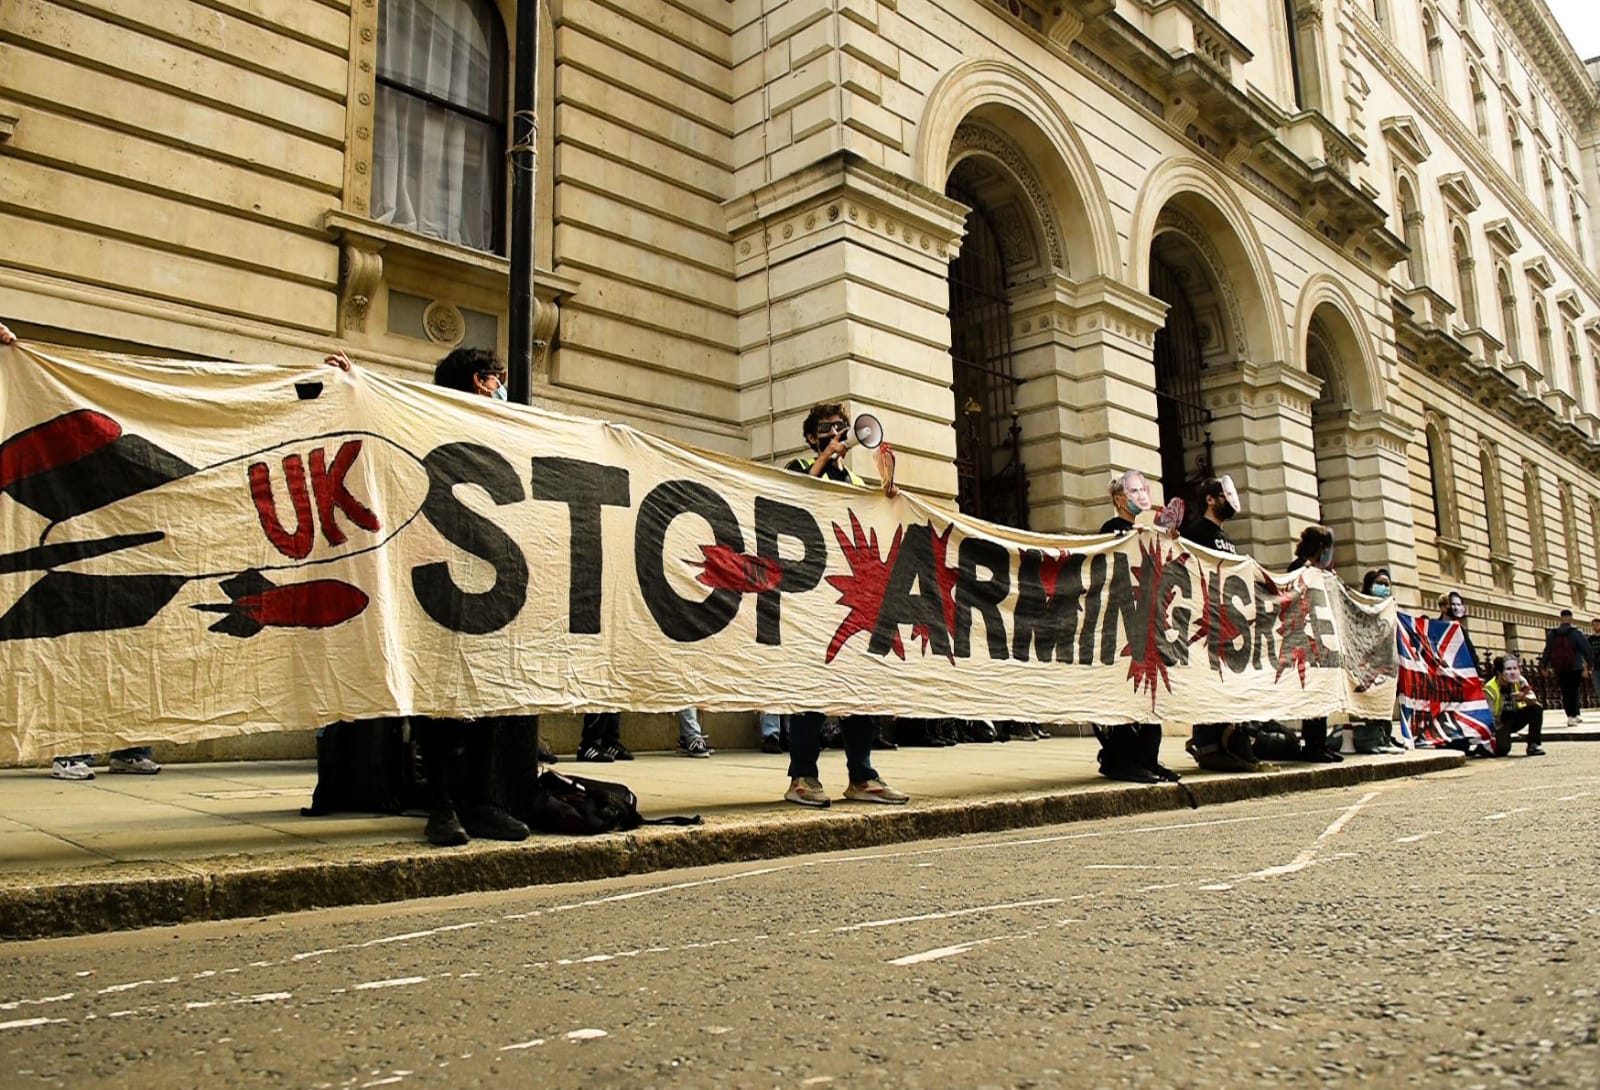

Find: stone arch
<box><xmin>946</xmin><ymin>122</ymin><xmax>1066</xmax><ymax>279</ymax></box>
<box><xmin>1292</xmin><ymin>275</ymin><xmax>1385</xmax><ymax>413</ymax></box>
<box><xmin>1128</xmin><ymin>156</ymin><xmax>1289</xmax><ymax>365</ymax></box>
<box><xmin>915</xmin><ymin>58</ymin><xmax>1118</xmax><ymax>280</ymax></box>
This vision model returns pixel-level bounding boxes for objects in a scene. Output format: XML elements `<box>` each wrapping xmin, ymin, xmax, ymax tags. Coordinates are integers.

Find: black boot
<box><xmin>460</xmin><ymin>803</ymin><xmax>529</xmax><ymax>841</ymax></box>
<box><xmin>425</xmin><ymin>807</ymin><xmax>469</xmax><ymax>847</ymax></box>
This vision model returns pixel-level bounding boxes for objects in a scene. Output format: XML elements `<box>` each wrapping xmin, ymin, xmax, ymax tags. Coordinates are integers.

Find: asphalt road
<box><xmin>2</xmin><ymin>747</ymin><xmax>1596</xmax><ymax>1090</ymax></box>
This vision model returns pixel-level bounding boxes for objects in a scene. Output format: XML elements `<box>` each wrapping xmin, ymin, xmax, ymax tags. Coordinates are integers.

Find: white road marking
<box><xmin>889</xmin><ymin>940</ymin><xmax>995</xmax><ymax>966</ymax></box>
<box><xmin>0</xmin><ymin>1017</ymin><xmax>66</xmax><ymax>1031</ymax></box>
<box><xmin>1232</xmin><ymin>792</ymin><xmax>1378</xmax><ymax>883</ymax></box>
<box><xmin>353</xmin><ymin>978</ymin><xmax>426</xmax><ymax>991</ymax></box>
<box><xmin>835</xmin><ymin>897</ymin><xmax>1062</xmax><ymax>932</ymax></box>
<box><xmin>235</xmin><ymin>992</ymin><xmax>292</xmax><ymax>1004</ymax></box>
<box><xmin>0</xmin><ymin>993</ymin><xmax>73</xmax><ymax>1011</ymax></box>
<box><xmin>499</xmin><ymin>1038</ymin><xmax>545</xmax><ymax>1051</ymax></box>
<box><xmin>565</xmin><ymin>1028</ymin><xmax>608</xmax><ymax>1041</ymax></box>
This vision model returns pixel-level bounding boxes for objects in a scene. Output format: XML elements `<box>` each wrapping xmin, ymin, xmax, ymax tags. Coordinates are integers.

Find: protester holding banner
<box><xmin>1094</xmin><ymin>470</ymin><xmax>1179</xmax><ymax>783</ymax></box>
<box><xmin>1287</xmin><ymin>526</ymin><xmax>1342</xmax><ymax>764</ymax></box>
<box><xmin>1538</xmin><ymin>609</ymin><xmax>1593</xmax><ymax>729</ymax></box>
<box><xmin>780</xmin><ymin>404</ymin><xmax>908</xmax><ymax>807</ymax></box>
<box><xmin>1350</xmin><ymin>569</ymin><xmax>1402</xmax><ymax>754</ymax></box>
<box><xmin>1484</xmin><ymin>655</ymin><xmax>1545</xmax><ymax>757</ymax></box>
<box><xmin>407</xmin><ymin>347</ymin><xmax>531</xmax><ymax>846</ymax></box>
<box><xmin>1181</xmin><ymin>476</ymin><xmax>1260</xmax><ymax>771</ymax></box>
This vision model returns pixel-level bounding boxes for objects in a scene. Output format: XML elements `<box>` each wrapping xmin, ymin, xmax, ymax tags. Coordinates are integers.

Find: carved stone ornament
<box><xmin>422</xmin><ymin>300</ymin><xmax>465</xmax><ymax>346</ymax></box>
<box><xmin>338</xmin><ymin>239</ymin><xmax>384</xmax><ymax>335</ymax></box>
<box><xmin>948</xmin><ymin>121</ymin><xmax>1066</xmax><ymax>273</ymax></box>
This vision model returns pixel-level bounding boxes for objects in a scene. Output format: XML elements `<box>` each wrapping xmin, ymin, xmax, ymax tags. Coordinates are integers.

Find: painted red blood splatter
<box><xmin>1272</xmin><ymin>574</ymin><xmax>1315</xmax><ymax>685</ymax></box>
<box><xmin>1123</xmin><ymin>540</ymin><xmax>1189</xmax><ymax>711</ymax></box>
<box><xmin>1189</xmin><ymin>561</ymin><xmax>1243</xmax><ymax>678</ymax></box>
<box><xmin>825</xmin><ymin>512</ymin><xmax>903</xmax><ymax>662</ymax></box>
<box><xmin>694</xmin><ymin>544</ymin><xmax>783</xmax><ymax>593</ymax></box>
<box><xmin>909</xmin><ymin>522</ymin><xmax>959</xmax><ymax>661</ymax></box>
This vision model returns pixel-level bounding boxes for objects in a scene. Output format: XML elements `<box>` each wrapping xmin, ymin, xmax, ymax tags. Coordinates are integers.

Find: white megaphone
<box><xmin>849</xmin><ymin>412</ymin><xmax>884</xmax><ymax>450</ymax></box>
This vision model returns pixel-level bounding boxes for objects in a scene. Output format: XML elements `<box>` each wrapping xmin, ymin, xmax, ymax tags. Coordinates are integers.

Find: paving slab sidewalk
<box><xmin>0</xmin><ymin>736</ymin><xmax>1480</xmax><ymax>942</ymax></box>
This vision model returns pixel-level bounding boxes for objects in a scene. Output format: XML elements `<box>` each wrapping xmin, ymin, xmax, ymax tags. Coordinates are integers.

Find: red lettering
<box><xmin>309</xmin><ymin>440</ymin><xmax>381</xmax><ymax>546</ymax></box>
<box><xmin>249</xmin><ymin>455</ymin><xmax>314</xmax><ymax>559</ymax></box>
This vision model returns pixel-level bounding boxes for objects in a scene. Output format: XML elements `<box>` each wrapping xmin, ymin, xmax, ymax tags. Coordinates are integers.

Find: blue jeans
<box><xmin>677</xmin><ymin>709</ymin><xmax>705</xmax><ymax>745</ymax></box>
<box><xmin>787</xmin><ymin>713</ymin><xmax>876</xmax><ymax>784</ymax></box>
<box><xmin>758</xmin><ymin>712</ymin><xmax>783</xmax><ymax>740</ymax></box>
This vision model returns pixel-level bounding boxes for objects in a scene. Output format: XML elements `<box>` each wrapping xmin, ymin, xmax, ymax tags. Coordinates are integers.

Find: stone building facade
<box><xmin>2</xmin><ymin>0</ymin><xmax>1598</xmax><ymax>667</ymax></box>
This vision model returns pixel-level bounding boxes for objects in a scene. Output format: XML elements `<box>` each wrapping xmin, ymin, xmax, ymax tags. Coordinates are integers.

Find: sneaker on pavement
<box><xmin>576</xmin><ymin>744</ymin><xmax>613</xmax><ymax>763</ymax></box>
<box><xmin>602</xmin><ymin>742</ymin><xmax>634</xmax><ymax>761</ymax></box>
<box><xmin>680</xmin><ymin>737</ymin><xmax>714</xmax><ymax>758</ymax></box>
<box><xmin>784</xmin><ymin>777</ymin><xmax>831</xmax><ymax>808</ymax></box>
<box><xmin>1526</xmin><ymin>744</ymin><xmax>1546</xmax><ymax>757</ymax></box>
<box><xmin>1567</xmin><ymin>717</ymin><xmax>1582</xmax><ymax>728</ymax></box>
<box><xmin>843</xmin><ymin>778</ymin><xmax>910</xmax><ymax>804</ymax></box>
<box><xmin>760</xmin><ymin>736</ymin><xmax>785</xmax><ymax>755</ymax></box>
<box><xmin>109</xmin><ymin>754</ymin><xmax>161</xmax><ymax>775</ymax></box>
<box><xmin>50</xmin><ymin>758</ymin><xmax>94</xmax><ymax>781</ymax></box>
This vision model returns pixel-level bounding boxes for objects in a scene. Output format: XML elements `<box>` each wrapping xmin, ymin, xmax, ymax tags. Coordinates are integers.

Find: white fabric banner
<box><xmin>0</xmin><ymin>344</ymin><xmax>1397</xmax><ymax>761</ymax></box>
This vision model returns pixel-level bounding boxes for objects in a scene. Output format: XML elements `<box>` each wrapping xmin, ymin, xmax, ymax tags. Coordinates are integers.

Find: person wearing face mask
<box><xmin>1094</xmin><ymin>470</ymin><xmax>1181</xmax><ymax>783</ymax></box>
<box><xmin>1285</xmin><ymin>526</ymin><xmax>1342</xmax><ymax>762</ymax></box>
<box><xmin>1350</xmin><ymin>568</ymin><xmax>1402</xmax><ymax>753</ymax></box>
<box><xmin>1484</xmin><ymin>655</ymin><xmax>1545</xmax><ymax>757</ymax></box>
<box><xmin>1180</xmin><ymin>475</ymin><xmax>1241</xmax><ymax>556</ymax></box>
<box><xmin>1181</xmin><ymin>476</ymin><xmax>1263</xmax><ymax>771</ymax></box>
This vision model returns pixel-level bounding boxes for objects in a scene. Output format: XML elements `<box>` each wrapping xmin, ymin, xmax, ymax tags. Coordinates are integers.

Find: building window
<box><xmin>1560</xmin><ymin>481</ymin><xmax>1580</xmax><ymax>580</ymax></box>
<box><xmin>1480</xmin><ymin>441</ymin><xmax>1507</xmax><ymax>552</ymax></box>
<box><xmin>372</xmin><ymin>0</ymin><xmax>508</xmax><ymax>254</ymax></box>
<box><xmin>1534</xmin><ymin>300</ymin><xmax>1554</xmax><ymax>385</ymax></box>
<box><xmin>1542</xmin><ymin>160</ymin><xmax>1558</xmax><ymax>223</ymax></box>
<box><xmin>1425</xmin><ymin>418</ymin><xmax>1458</xmax><ymax>538</ymax></box>
<box><xmin>1571</xmin><ymin>198</ymin><xmax>1585</xmax><ymax>260</ymax></box>
<box><xmin>1525</xmin><ymin>462</ymin><xmax>1549</xmax><ymax>576</ymax></box>
<box><xmin>1423</xmin><ymin>10</ymin><xmax>1445</xmax><ymax>93</ymax></box>
<box><xmin>1566</xmin><ymin>329</ymin><xmax>1583</xmax><ymax>401</ymax></box>
<box><xmin>1398</xmin><ymin>177</ymin><xmax>1427</xmax><ymax>287</ymax></box>
<box><xmin>1469</xmin><ymin>68</ymin><xmax>1489</xmax><ymax>142</ymax></box>
<box><xmin>1452</xmin><ymin>227</ymin><xmax>1478</xmax><ymax>329</ymax></box>
<box><xmin>1508</xmin><ymin>115</ymin><xmax>1526</xmax><ymax>188</ymax></box>
<box><xmin>1372</xmin><ymin>0</ymin><xmax>1387</xmax><ymax>30</ymax></box>
<box><xmin>1496</xmin><ymin>268</ymin><xmax>1520</xmax><ymax>361</ymax></box>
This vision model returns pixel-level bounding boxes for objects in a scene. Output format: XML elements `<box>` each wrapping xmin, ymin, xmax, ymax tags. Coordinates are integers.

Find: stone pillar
<box><xmin>726</xmin><ymin>153</ymin><xmax>968</xmax><ymax>497</ymax></box>
<box><xmin>1199</xmin><ymin>360</ymin><xmax>1324</xmax><ymax>561</ymax></box>
<box><xmin>1006</xmin><ymin>274</ymin><xmax>1168</xmax><ymax>533</ymax></box>
<box><xmin>1316</xmin><ymin>408</ymin><xmax>1420</xmax><ymax>588</ymax></box>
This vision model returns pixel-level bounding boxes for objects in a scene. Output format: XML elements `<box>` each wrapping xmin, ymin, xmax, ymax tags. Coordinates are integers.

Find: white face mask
<box><xmin>492</xmin><ymin>384</ymin><xmax>508</xmax><ymax>402</ymax></box>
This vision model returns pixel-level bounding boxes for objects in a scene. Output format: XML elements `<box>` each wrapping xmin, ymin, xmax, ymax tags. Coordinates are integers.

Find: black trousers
<box><xmin>1556</xmin><ymin>670</ymin><xmax>1585</xmax><ymax>719</ymax></box>
<box><xmin>581</xmin><ymin>712</ymin><xmax>621</xmax><ymax>748</ymax></box>
<box><xmin>414</xmin><ymin>718</ymin><xmax>494</xmax><ymax>812</ymax></box>
<box><xmin>1496</xmin><ymin>704</ymin><xmax>1543</xmax><ymax>753</ymax></box>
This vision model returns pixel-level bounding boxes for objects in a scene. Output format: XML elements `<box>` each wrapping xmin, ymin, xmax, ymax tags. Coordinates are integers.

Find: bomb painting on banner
<box><xmin>0</xmin><ymin>344</ymin><xmax>1397</xmax><ymax>762</ymax></box>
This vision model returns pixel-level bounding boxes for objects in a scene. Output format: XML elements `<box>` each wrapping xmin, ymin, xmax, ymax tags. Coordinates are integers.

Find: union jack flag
<box><xmin>1395</xmin><ymin>612</ymin><xmax>1495</xmax><ymax>749</ymax></box>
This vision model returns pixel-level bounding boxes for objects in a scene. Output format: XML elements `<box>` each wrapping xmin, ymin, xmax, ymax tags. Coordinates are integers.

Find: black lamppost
<box><xmin>506</xmin><ymin>0</ymin><xmax>538</xmax><ymax>405</ymax></box>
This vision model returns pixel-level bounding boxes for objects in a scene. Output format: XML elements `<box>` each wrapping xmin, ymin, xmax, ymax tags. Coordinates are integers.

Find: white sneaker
<box><xmin>784</xmin><ymin>777</ymin><xmax>831</xmax><ymax>808</ymax></box>
<box><xmin>50</xmin><ymin>758</ymin><xmax>94</xmax><ymax>781</ymax></box>
<box><xmin>109</xmin><ymin>754</ymin><xmax>161</xmax><ymax>775</ymax></box>
<box><xmin>1568</xmin><ymin>717</ymin><xmax>1583</xmax><ymax>729</ymax></box>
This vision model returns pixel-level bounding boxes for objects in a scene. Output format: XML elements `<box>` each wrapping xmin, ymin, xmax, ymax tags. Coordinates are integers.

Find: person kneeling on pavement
<box><xmin>1485</xmin><ymin>655</ymin><xmax>1545</xmax><ymax>758</ymax></box>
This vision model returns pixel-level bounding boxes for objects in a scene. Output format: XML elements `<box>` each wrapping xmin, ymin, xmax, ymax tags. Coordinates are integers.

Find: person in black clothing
<box><xmin>1181</xmin><ymin>476</ymin><xmax>1259</xmax><ymax>770</ymax></box>
<box><xmin>1179</xmin><ymin>475</ymin><xmax>1241</xmax><ymax>555</ymax></box>
<box><xmin>1099</xmin><ymin>468</ymin><xmax>1152</xmax><ymax>535</ymax></box>
<box><xmin>1094</xmin><ymin>470</ymin><xmax>1179</xmax><ymax>783</ymax></box>
<box><xmin>778</xmin><ymin>403</ymin><xmax>908</xmax><ymax>807</ymax></box>
<box><xmin>1540</xmin><ymin>609</ymin><xmax>1594</xmax><ymax>728</ymax></box>
<box><xmin>407</xmin><ymin>348</ymin><xmax>532</xmax><ymax>847</ymax></box>
<box><xmin>1286</xmin><ymin>525</ymin><xmax>1342</xmax><ymax>763</ymax></box>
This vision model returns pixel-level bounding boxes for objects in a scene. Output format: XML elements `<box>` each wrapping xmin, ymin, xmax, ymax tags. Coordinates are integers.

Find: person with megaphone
<box><xmin>777</xmin><ymin>403</ymin><xmax>908</xmax><ymax>808</ymax></box>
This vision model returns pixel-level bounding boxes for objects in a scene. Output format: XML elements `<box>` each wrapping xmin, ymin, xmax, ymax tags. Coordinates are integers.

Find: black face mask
<box><xmin>1216</xmin><ymin>502</ymin><xmax>1236</xmax><ymax>521</ymax></box>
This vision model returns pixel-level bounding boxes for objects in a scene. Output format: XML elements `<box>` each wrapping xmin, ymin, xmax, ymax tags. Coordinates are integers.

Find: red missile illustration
<box><xmin>695</xmin><ymin>543</ymin><xmax>784</xmax><ymax>593</ymax></box>
<box><xmin>192</xmin><ymin>570</ymin><xmax>370</xmax><ymax>638</ymax></box>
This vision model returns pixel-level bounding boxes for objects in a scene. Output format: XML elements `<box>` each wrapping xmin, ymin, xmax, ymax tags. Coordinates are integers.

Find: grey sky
<box><xmin>1545</xmin><ymin>0</ymin><xmax>1600</xmax><ymax>61</ymax></box>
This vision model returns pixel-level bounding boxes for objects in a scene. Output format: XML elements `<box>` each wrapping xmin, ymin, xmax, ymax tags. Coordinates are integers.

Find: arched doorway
<box><xmin>1305</xmin><ymin>314</ymin><xmax>1358</xmax><ymax>574</ymax></box>
<box><xmin>946</xmin><ymin>176</ymin><xmax>1027</xmax><ymax>528</ymax></box>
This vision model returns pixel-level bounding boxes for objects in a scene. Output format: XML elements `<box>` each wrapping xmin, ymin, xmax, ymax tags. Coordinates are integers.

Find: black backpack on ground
<box><xmin>514</xmin><ymin>770</ymin><xmax>703</xmax><ymax>836</ymax></box>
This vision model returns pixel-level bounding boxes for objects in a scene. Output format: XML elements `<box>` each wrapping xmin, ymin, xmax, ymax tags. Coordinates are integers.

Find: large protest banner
<box><xmin>0</xmin><ymin>344</ymin><xmax>1397</xmax><ymax>761</ymax></box>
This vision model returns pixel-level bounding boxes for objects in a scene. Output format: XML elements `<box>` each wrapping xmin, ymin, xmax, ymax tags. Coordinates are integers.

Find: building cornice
<box><xmin>1487</xmin><ymin>0</ymin><xmax>1600</xmax><ymax>122</ymax></box>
